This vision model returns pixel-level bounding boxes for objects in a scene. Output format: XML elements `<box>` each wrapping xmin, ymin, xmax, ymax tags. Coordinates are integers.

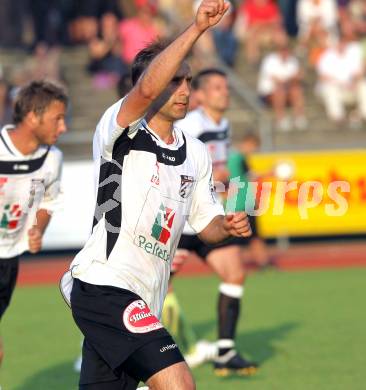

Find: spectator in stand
<box><xmin>347</xmin><ymin>0</ymin><xmax>366</xmax><ymax>35</ymax></box>
<box><xmin>316</xmin><ymin>22</ymin><xmax>366</xmax><ymax>125</ymax></box>
<box><xmin>235</xmin><ymin>0</ymin><xmax>283</xmax><ymax>64</ymax></box>
<box><xmin>88</xmin><ymin>12</ymin><xmax>129</xmax><ymax>89</ymax></box>
<box><xmin>308</xmin><ymin>28</ymin><xmax>332</xmax><ymax>68</ymax></box>
<box><xmin>212</xmin><ymin>1</ymin><xmax>239</xmax><ymax>67</ymax></box>
<box><xmin>20</xmin><ymin>43</ymin><xmax>63</xmax><ymax>85</ymax></box>
<box><xmin>69</xmin><ymin>0</ymin><xmax>101</xmax><ymax>43</ymax></box>
<box><xmin>30</xmin><ymin>0</ymin><xmax>73</xmax><ymax>47</ymax></box>
<box><xmin>257</xmin><ymin>32</ymin><xmax>307</xmax><ymax>131</ymax></box>
<box><xmin>277</xmin><ymin>0</ymin><xmax>299</xmax><ymax>36</ymax></box>
<box><xmin>118</xmin><ymin>0</ymin><xmax>161</xmax><ymax>65</ymax></box>
<box><xmin>0</xmin><ymin>0</ymin><xmax>26</xmax><ymax>48</ymax></box>
<box><xmin>297</xmin><ymin>0</ymin><xmax>339</xmax><ymax>51</ymax></box>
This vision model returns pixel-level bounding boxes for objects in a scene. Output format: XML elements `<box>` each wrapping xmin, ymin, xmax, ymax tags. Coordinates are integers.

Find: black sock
<box><xmin>217</xmin><ymin>291</ymin><xmax>241</xmax><ymax>356</ymax></box>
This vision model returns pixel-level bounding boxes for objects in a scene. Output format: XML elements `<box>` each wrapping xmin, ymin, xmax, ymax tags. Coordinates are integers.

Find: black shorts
<box><xmin>0</xmin><ymin>257</ymin><xmax>19</xmax><ymax>319</ymax></box>
<box><xmin>71</xmin><ymin>279</ymin><xmax>184</xmax><ymax>389</ymax></box>
<box><xmin>178</xmin><ymin>215</ymin><xmax>258</xmax><ymax>259</ymax></box>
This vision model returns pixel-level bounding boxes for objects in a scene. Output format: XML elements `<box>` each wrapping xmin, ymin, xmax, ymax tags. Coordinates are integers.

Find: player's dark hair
<box><xmin>13</xmin><ymin>80</ymin><xmax>68</xmax><ymax>125</ymax></box>
<box><xmin>193</xmin><ymin>68</ymin><xmax>227</xmax><ymax>89</ymax></box>
<box><xmin>131</xmin><ymin>39</ymin><xmax>172</xmax><ymax>86</ymax></box>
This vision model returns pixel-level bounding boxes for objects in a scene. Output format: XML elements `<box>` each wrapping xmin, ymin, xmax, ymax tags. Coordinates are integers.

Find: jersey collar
<box><xmin>141</xmin><ymin>120</ymin><xmax>182</xmax><ymax>149</ymax></box>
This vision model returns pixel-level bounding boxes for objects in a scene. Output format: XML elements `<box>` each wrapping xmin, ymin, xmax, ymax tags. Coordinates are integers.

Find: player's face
<box><xmin>34</xmin><ymin>100</ymin><xmax>67</xmax><ymax>145</ymax></box>
<box><xmin>200</xmin><ymin>75</ymin><xmax>229</xmax><ymax>113</ymax></box>
<box><xmin>154</xmin><ymin>63</ymin><xmax>192</xmax><ymax>121</ymax></box>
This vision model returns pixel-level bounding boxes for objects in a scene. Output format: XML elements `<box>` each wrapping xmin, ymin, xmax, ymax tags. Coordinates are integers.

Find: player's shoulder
<box><xmin>180</xmin><ymin>128</ymin><xmax>208</xmax><ymax>157</ymax></box>
<box><xmin>100</xmin><ymin>98</ymin><xmax>124</xmax><ymax>122</ymax></box>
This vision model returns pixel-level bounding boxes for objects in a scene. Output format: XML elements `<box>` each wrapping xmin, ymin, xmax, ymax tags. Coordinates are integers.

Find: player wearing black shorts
<box><xmin>0</xmin><ymin>81</ymin><xmax>68</xmax><ymax>366</ymax></box>
<box><xmin>60</xmin><ymin>2</ymin><xmax>252</xmax><ymax>389</ymax></box>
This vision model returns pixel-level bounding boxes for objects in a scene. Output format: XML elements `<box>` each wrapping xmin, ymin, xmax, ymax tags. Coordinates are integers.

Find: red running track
<box><xmin>17</xmin><ymin>242</ymin><xmax>366</xmax><ymax>286</ymax></box>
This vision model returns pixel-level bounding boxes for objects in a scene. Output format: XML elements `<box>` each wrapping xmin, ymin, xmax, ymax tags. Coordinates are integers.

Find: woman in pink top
<box><xmin>236</xmin><ymin>0</ymin><xmax>282</xmax><ymax>63</ymax></box>
<box><xmin>119</xmin><ymin>0</ymin><xmax>160</xmax><ymax>64</ymax></box>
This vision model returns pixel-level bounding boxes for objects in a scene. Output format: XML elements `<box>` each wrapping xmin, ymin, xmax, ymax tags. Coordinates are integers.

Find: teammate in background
<box><xmin>0</xmin><ymin>80</ymin><xmax>67</xmax><ymax>366</ymax></box>
<box><xmin>61</xmin><ymin>2</ymin><xmax>252</xmax><ymax>389</ymax></box>
<box><xmin>227</xmin><ymin>132</ymin><xmax>271</xmax><ymax>267</ymax></box>
<box><xmin>174</xmin><ymin>68</ymin><xmax>258</xmax><ymax>376</ymax></box>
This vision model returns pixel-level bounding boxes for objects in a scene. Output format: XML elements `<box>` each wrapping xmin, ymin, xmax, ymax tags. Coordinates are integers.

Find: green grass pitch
<box><xmin>1</xmin><ymin>268</ymin><xmax>366</xmax><ymax>389</ymax></box>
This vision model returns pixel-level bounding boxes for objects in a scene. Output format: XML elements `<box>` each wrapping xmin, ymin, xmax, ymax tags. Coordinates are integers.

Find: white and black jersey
<box><xmin>64</xmin><ymin>99</ymin><xmax>224</xmax><ymax>318</ymax></box>
<box><xmin>0</xmin><ymin>125</ymin><xmax>63</xmax><ymax>258</ymax></box>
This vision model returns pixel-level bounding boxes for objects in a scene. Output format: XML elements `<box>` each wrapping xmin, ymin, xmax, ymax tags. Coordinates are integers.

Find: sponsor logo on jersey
<box><xmin>151</xmin><ymin>203</ymin><xmax>175</xmax><ymax>244</ymax></box>
<box><xmin>13</xmin><ymin>164</ymin><xmax>29</xmax><ymax>171</ymax></box>
<box><xmin>135</xmin><ymin>235</ymin><xmax>171</xmax><ymax>262</ymax></box>
<box><xmin>0</xmin><ymin>204</ymin><xmax>22</xmax><ymax>230</ymax></box>
<box><xmin>123</xmin><ymin>300</ymin><xmax>163</xmax><ymax>334</ymax></box>
<box><xmin>134</xmin><ymin>203</ymin><xmax>175</xmax><ymax>262</ymax></box>
<box><xmin>179</xmin><ymin>175</ymin><xmax>195</xmax><ymax>199</ymax></box>
<box><xmin>161</xmin><ymin>153</ymin><xmax>175</xmax><ymax>162</ymax></box>
<box><xmin>160</xmin><ymin>343</ymin><xmax>178</xmax><ymax>353</ymax></box>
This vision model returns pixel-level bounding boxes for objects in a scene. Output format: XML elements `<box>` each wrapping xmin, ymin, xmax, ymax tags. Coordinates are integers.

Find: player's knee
<box><xmin>222</xmin><ymin>265</ymin><xmax>245</xmax><ymax>285</ymax></box>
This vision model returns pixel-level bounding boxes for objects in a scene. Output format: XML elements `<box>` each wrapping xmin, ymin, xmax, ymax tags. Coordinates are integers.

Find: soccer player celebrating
<box><xmin>60</xmin><ymin>1</ymin><xmax>251</xmax><ymax>389</ymax></box>
<box><xmin>0</xmin><ymin>80</ymin><xmax>68</xmax><ymax>366</ymax></box>
<box><xmin>173</xmin><ymin>69</ymin><xmax>258</xmax><ymax>376</ymax></box>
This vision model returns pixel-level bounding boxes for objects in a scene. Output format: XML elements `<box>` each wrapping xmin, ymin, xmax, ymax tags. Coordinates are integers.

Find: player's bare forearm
<box><xmin>34</xmin><ymin>209</ymin><xmax>51</xmax><ymax>235</ymax></box>
<box><xmin>198</xmin><ymin>212</ymin><xmax>252</xmax><ymax>245</ymax></box>
<box><xmin>198</xmin><ymin>215</ymin><xmax>230</xmax><ymax>244</ymax></box>
<box><xmin>27</xmin><ymin>209</ymin><xmax>51</xmax><ymax>254</ymax></box>
<box><xmin>117</xmin><ymin>0</ymin><xmax>230</xmax><ymax>128</ymax></box>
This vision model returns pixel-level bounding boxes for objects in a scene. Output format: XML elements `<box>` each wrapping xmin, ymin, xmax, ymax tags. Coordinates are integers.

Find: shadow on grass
<box><xmin>194</xmin><ymin>320</ymin><xmax>299</xmax><ymax>364</ymax></box>
<box><xmin>193</xmin><ymin>318</ymin><xmax>217</xmax><ymax>339</ymax></box>
<box><xmin>236</xmin><ymin>322</ymin><xmax>299</xmax><ymax>364</ymax></box>
<box><xmin>14</xmin><ymin>361</ymin><xmax>79</xmax><ymax>390</ymax></box>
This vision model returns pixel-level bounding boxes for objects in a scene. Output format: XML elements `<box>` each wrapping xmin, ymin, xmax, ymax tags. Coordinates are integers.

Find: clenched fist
<box><xmin>195</xmin><ymin>0</ymin><xmax>230</xmax><ymax>32</ymax></box>
<box><xmin>223</xmin><ymin>212</ymin><xmax>252</xmax><ymax>238</ymax></box>
<box><xmin>28</xmin><ymin>227</ymin><xmax>43</xmax><ymax>254</ymax></box>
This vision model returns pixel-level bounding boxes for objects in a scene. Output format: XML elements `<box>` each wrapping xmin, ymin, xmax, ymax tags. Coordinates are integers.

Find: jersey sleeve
<box><xmin>38</xmin><ymin>148</ymin><xmax>64</xmax><ymax>212</ymax></box>
<box><xmin>96</xmin><ymin>97</ymin><xmax>143</xmax><ymax>159</ymax></box>
<box><xmin>188</xmin><ymin>145</ymin><xmax>224</xmax><ymax>233</ymax></box>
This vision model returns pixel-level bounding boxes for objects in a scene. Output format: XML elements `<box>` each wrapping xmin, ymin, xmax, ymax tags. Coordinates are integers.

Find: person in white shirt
<box><xmin>0</xmin><ymin>80</ymin><xmax>67</xmax><ymax>366</ymax></box>
<box><xmin>61</xmin><ymin>2</ymin><xmax>251</xmax><ymax>389</ymax></box>
<box><xmin>257</xmin><ymin>32</ymin><xmax>307</xmax><ymax>131</ymax></box>
<box><xmin>316</xmin><ymin>22</ymin><xmax>366</xmax><ymax>123</ymax></box>
<box><xmin>297</xmin><ymin>0</ymin><xmax>339</xmax><ymax>47</ymax></box>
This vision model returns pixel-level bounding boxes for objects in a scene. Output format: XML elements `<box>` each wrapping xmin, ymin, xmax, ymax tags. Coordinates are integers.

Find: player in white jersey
<box><xmin>173</xmin><ymin>69</ymin><xmax>258</xmax><ymax>376</ymax></box>
<box><xmin>60</xmin><ymin>1</ymin><xmax>252</xmax><ymax>389</ymax></box>
<box><xmin>0</xmin><ymin>80</ymin><xmax>67</xmax><ymax>366</ymax></box>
